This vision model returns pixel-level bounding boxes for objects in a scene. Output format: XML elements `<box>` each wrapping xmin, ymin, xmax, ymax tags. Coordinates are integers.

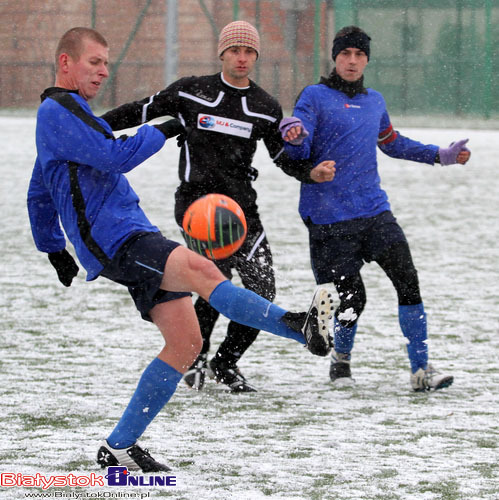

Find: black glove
<box><xmin>48</xmin><ymin>249</ymin><xmax>79</xmax><ymax>287</ymax></box>
<box><xmin>176</xmin><ymin>126</ymin><xmax>192</xmax><ymax>147</ymax></box>
<box><xmin>153</xmin><ymin>119</ymin><xmax>186</xmax><ymax>139</ymax></box>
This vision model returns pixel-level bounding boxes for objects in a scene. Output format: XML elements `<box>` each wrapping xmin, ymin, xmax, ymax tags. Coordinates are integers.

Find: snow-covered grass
<box><xmin>0</xmin><ymin>116</ymin><xmax>497</xmax><ymax>500</ymax></box>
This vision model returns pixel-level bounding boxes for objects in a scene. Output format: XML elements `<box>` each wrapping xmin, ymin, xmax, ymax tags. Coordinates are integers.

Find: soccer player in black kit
<box><xmin>102</xmin><ymin>21</ymin><xmax>335</xmax><ymax>393</ymax></box>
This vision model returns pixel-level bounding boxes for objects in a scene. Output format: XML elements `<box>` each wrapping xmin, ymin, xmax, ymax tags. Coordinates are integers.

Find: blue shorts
<box><xmin>306</xmin><ymin>211</ymin><xmax>408</xmax><ymax>284</ymax></box>
<box><xmin>100</xmin><ymin>232</ymin><xmax>191</xmax><ymax>322</ymax></box>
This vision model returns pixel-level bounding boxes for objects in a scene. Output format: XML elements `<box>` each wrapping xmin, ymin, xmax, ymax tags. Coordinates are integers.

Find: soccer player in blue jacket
<box><xmin>280</xmin><ymin>26</ymin><xmax>471</xmax><ymax>392</ymax></box>
<box><xmin>27</xmin><ymin>27</ymin><xmax>332</xmax><ymax>472</ymax></box>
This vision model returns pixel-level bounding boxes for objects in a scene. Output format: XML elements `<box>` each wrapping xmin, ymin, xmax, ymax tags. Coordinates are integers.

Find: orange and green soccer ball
<box><xmin>182</xmin><ymin>194</ymin><xmax>247</xmax><ymax>260</ymax></box>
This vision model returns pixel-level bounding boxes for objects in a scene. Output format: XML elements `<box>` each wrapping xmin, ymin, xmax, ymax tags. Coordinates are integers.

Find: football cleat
<box><xmin>96</xmin><ymin>441</ymin><xmax>171</xmax><ymax>472</ymax></box>
<box><xmin>295</xmin><ymin>287</ymin><xmax>333</xmax><ymax>356</ymax></box>
<box><xmin>329</xmin><ymin>351</ymin><xmax>355</xmax><ymax>386</ymax></box>
<box><xmin>410</xmin><ymin>365</ymin><xmax>454</xmax><ymax>392</ymax></box>
<box><xmin>281</xmin><ymin>288</ymin><xmax>333</xmax><ymax>357</ymax></box>
<box><xmin>183</xmin><ymin>353</ymin><xmax>208</xmax><ymax>391</ymax></box>
<box><xmin>208</xmin><ymin>357</ymin><xmax>257</xmax><ymax>393</ymax></box>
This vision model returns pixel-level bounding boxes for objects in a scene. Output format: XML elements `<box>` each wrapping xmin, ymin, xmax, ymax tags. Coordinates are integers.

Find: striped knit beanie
<box><xmin>218</xmin><ymin>21</ymin><xmax>260</xmax><ymax>58</ymax></box>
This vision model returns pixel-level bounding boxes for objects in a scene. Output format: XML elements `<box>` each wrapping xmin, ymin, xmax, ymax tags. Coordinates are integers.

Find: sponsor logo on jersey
<box><xmin>344</xmin><ymin>103</ymin><xmax>361</xmax><ymax>109</ymax></box>
<box><xmin>199</xmin><ymin>115</ymin><xmax>216</xmax><ymax>128</ymax></box>
<box><xmin>197</xmin><ymin>113</ymin><xmax>253</xmax><ymax>138</ymax></box>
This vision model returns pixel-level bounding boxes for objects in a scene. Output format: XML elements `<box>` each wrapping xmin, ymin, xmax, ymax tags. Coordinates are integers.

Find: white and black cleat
<box><xmin>302</xmin><ymin>287</ymin><xmax>333</xmax><ymax>356</ymax></box>
<box><xmin>183</xmin><ymin>353</ymin><xmax>208</xmax><ymax>391</ymax></box>
<box><xmin>208</xmin><ymin>357</ymin><xmax>257</xmax><ymax>393</ymax></box>
<box><xmin>410</xmin><ymin>365</ymin><xmax>454</xmax><ymax>392</ymax></box>
<box><xmin>282</xmin><ymin>288</ymin><xmax>333</xmax><ymax>357</ymax></box>
<box><xmin>97</xmin><ymin>441</ymin><xmax>171</xmax><ymax>473</ymax></box>
<box><xmin>329</xmin><ymin>351</ymin><xmax>355</xmax><ymax>387</ymax></box>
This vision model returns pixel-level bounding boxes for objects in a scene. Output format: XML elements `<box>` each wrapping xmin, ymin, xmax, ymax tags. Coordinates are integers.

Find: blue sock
<box><xmin>333</xmin><ymin>318</ymin><xmax>357</xmax><ymax>358</ymax></box>
<box><xmin>209</xmin><ymin>280</ymin><xmax>305</xmax><ymax>344</ymax></box>
<box><xmin>107</xmin><ymin>358</ymin><xmax>182</xmax><ymax>449</ymax></box>
<box><xmin>399</xmin><ymin>303</ymin><xmax>428</xmax><ymax>373</ymax></box>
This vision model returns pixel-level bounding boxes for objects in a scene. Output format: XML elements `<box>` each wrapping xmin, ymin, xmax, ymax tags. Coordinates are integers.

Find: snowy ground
<box><xmin>0</xmin><ymin>115</ymin><xmax>498</xmax><ymax>500</ymax></box>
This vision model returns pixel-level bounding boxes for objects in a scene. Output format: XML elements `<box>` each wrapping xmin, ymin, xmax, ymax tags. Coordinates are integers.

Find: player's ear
<box><xmin>58</xmin><ymin>53</ymin><xmax>70</xmax><ymax>72</ymax></box>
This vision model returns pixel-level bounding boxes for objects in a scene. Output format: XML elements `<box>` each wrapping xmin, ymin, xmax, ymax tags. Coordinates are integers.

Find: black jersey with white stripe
<box><xmin>102</xmin><ymin>73</ymin><xmax>314</xmax><ymax>220</ymax></box>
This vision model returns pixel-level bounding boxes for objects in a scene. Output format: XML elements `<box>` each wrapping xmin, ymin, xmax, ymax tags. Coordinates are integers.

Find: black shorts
<box><xmin>100</xmin><ymin>232</ymin><xmax>191</xmax><ymax>322</ymax></box>
<box><xmin>306</xmin><ymin>211</ymin><xmax>408</xmax><ymax>284</ymax></box>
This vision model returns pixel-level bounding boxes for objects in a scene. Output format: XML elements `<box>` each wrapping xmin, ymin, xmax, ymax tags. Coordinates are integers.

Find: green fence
<box><xmin>333</xmin><ymin>0</ymin><xmax>498</xmax><ymax>118</ymax></box>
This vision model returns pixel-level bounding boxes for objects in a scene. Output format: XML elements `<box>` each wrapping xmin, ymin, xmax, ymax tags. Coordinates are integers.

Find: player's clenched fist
<box><xmin>310</xmin><ymin>161</ymin><xmax>336</xmax><ymax>183</ymax></box>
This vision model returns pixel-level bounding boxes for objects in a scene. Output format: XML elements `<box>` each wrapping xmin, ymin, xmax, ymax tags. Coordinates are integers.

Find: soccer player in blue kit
<box><xmin>27</xmin><ymin>27</ymin><xmax>332</xmax><ymax>472</ymax></box>
<box><xmin>280</xmin><ymin>25</ymin><xmax>471</xmax><ymax>391</ymax></box>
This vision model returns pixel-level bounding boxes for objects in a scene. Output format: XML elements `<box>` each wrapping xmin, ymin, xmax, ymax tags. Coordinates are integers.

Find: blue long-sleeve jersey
<box><xmin>285</xmin><ymin>83</ymin><xmax>439</xmax><ymax>224</ymax></box>
<box><xmin>27</xmin><ymin>88</ymin><xmax>166</xmax><ymax>280</ymax></box>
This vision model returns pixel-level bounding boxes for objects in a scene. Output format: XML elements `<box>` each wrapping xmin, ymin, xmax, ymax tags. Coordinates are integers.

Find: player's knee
<box><xmin>335</xmin><ymin>285</ymin><xmax>366</xmax><ymax>328</ymax></box>
<box><xmin>394</xmin><ymin>268</ymin><xmax>422</xmax><ymax>305</ymax></box>
<box><xmin>188</xmin><ymin>251</ymin><xmax>225</xmax><ymax>281</ymax></box>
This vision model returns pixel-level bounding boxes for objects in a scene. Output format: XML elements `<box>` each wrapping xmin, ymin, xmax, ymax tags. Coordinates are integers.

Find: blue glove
<box><xmin>438</xmin><ymin>139</ymin><xmax>470</xmax><ymax>165</ymax></box>
<box><xmin>279</xmin><ymin>117</ymin><xmax>309</xmax><ymax>145</ymax></box>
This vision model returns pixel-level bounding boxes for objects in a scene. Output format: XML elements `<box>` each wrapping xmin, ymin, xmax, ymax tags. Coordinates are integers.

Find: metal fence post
<box><xmin>165</xmin><ymin>0</ymin><xmax>178</xmax><ymax>86</ymax></box>
<box><xmin>484</xmin><ymin>0</ymin><xmax>493</xmax><ymax>119</ymax></box>
<box><xmin>313</xmin><ymin>0</ymin><xmax>322</xmax><ymax>83</ymax></box>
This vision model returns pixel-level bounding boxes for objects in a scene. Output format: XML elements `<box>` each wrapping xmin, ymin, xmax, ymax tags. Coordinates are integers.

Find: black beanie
<box><xmin>332</xmin><ymin>31</ymin><xmax>371</xmax><ymax>61</ymax></box>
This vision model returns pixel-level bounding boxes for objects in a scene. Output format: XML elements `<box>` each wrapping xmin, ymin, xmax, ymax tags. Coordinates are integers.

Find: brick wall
<box><xmin>0</xmin><ymin>0</ymin><xmax>332</xmax><ymax>110</ymax></box>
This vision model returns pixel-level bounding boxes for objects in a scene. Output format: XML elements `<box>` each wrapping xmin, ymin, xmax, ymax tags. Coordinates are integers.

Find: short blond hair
<box><xmin>55</xmin><ymin>27</ymin><xmax>108</xmax><ymax>67</ymax></box>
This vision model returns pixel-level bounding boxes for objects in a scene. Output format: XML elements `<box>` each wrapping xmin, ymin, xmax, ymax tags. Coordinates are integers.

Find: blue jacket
<box><xmin>27</xmin><ymin>88</ymin><xmax>166</xmax><ymax>280</ymax></box>
<box><xmin>285</xmin><ymin>80</ymin><xmax>439</xmax><ymax>224</ymax></box>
